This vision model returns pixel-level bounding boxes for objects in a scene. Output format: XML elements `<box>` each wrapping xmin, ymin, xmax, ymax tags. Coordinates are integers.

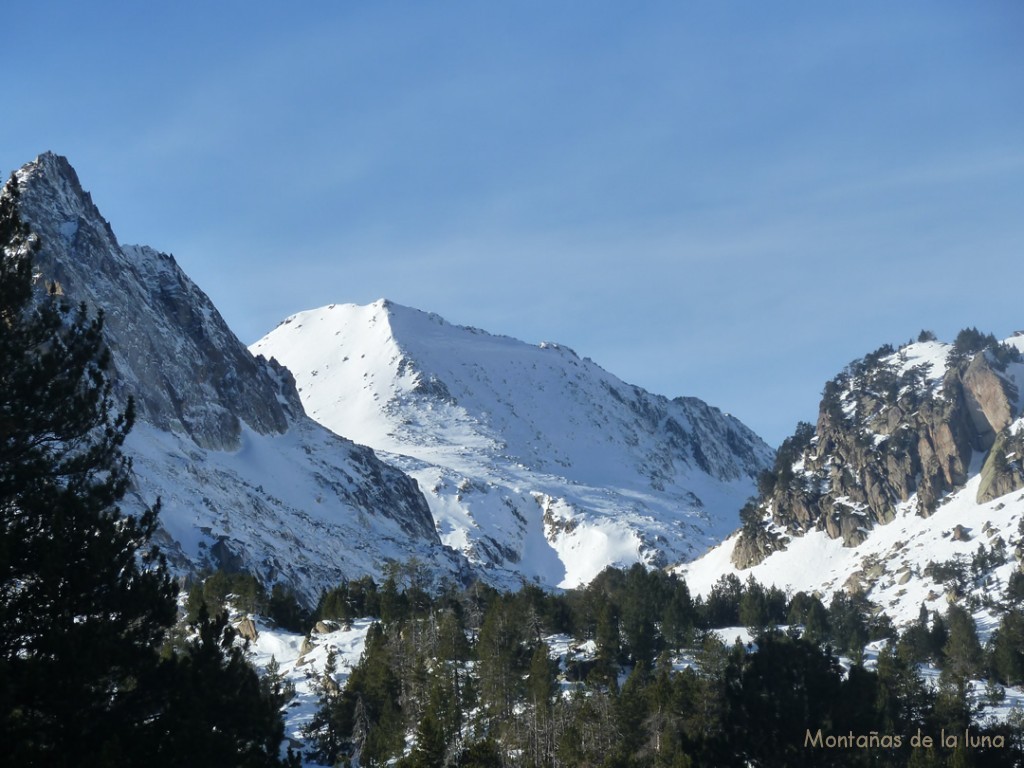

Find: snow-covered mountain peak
<box><xmin>5</xmin><ymin>156</ymin><xmax>463</xmax><ymax>601</ymax></box>
<box><xmin>253</xmin><ymin>300</ymin><xmax>774</xmax><ymax>588</ymax></box>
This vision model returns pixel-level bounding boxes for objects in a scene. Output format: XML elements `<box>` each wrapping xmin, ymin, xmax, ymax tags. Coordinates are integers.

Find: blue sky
<box><xmin>4</xmin><ymin>2</ymin><xmax>1023</xmax><ymax>446</ymax></box>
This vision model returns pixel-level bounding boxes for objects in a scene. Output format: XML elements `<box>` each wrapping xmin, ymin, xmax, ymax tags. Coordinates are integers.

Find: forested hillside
<box><xmin>248</xmin><ymin>565</ymin><xmax>1024</xmax><ymax>767</ymax></box>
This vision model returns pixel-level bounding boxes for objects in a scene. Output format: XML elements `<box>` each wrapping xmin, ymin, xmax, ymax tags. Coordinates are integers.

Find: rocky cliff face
<box><xmin>732</xmin><ymin>336</ymin><xmax>1024</xmax><ymax>569</ymax></box>
<box><xmin>14</xmin><ymin>153</ymin><xmax>295</xmax><ymax>451</ymax></box>
<box><xmin>7</xmin><ymin>154</ymin><xmax>454</xmax><ymax>601</ymax></box>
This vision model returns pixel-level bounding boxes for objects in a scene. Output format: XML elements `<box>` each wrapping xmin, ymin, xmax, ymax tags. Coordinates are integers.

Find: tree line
<box><xmin>300</xmin><ymin>564</ymin><xmax>1023</xmax><ymax>767</ymax></box>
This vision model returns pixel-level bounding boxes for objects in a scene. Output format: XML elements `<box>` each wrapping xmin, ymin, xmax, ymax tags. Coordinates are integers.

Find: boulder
<box><xmin>235</xmin><ymin>617</ymin><xmax>258</xmax><ymax>642</ymax></box>
<box><xmin>951</xmin><ymin>525</ymin><xmax>971</xmax><ymax>542</ymax></box>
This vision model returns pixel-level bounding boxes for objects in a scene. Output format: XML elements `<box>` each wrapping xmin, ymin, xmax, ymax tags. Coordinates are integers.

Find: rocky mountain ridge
<box><xmin>8</xmin><ymin>153</ymin><xmax>460</xmax><ymax>601</ymax></box>
<box><xmin>15</xmin><ymin>154</ymin><xmax>292</xmax><ymax>451</ymax></box>
<box><xmin>680</xmin><ymin>331</ymin><xmax>1024</xmax><ymax>628</ymax></box>
<box><xmin>732</xmin><ymin>334</ymin><xmax>1024</xmax><ymax>569</ymax></box>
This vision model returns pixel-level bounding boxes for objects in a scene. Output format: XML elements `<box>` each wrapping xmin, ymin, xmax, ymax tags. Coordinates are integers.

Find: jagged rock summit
<box><xmin>252</xmin><ymin>299</ymin><xmax>775</xmax><ymax>587</ymax></box>
<box><xmin>8</xmin><ymin>153</ymin><xmax>458</xmax><ymax>600</ymax></box>
<box><xmin>733</xmin><ymin>335</ymin><xmax>1024</xmax><ymax>566</ymax></box>
<box><xmin>15</xmin><ymin>152</ymin><xmax>291</xmax><ymax>450</ymax></box>
<box><xmin>680</xmin><ymin>331</ymin><xmax>1024</xmax><ymax>626</ymax></box>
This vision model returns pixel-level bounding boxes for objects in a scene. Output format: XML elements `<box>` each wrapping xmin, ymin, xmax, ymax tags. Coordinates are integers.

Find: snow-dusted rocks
<box><xmin>681</xmin><ymin>333</ymin><xmax>1024</xmax><ymax>628</ymax></box>
<box><xmin>251</xmin><ymin>300</ymin><xmax>774</xmax><ymax>588</ymax></box>
<box><xmin>732</xmin><ymin>338</ymin><xmax>1024</xmax><ymax>568</ymax></box>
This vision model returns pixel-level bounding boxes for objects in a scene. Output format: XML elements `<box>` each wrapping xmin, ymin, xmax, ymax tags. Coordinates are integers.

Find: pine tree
<box><xmin>990</xmin><ymin>609</ymin><xmax>1024</xmax><ymax>686</ymax></box>
<box><xmin>591</xmin><ymin>602</ymin><xmax>621</xmax><ymax>689</ymax></box>
<box><xmin>0</xmin><ymin>173</ymin><xmax>176</xmax><ymax>764</ymax></box>
<box><xmin>720</xmin><ymin>632</ymin><xmax>844</xmax><ymax>767</ymax></box>
<box><xmin>942</xmin><ymin>604</ymin><xmax>983</xmax><ymax>684</ymax></box>
<box><xmin>155</xmin><ymin>607</ymin><xmax>298</xmax><ymax>768</ymax></box>
<box><xmin>476</xmin><ymin>598</ymin><xmax>527</xmax><ymax>717</ymax></box>
<box><xmin>409</xmin><ymin>674</ymin><xmax>454</xmax><ymax>768</ymax></box>
<box><xmin>874</xmin><ymin>643</ymin><xmax>933</xmax><ymax>739</ymax></box>
<box><xmin>738</xmin><ymin>576</ymin><xmax>770</xmax><ymax>631</ymax></box>
<box><xmin>526</xmin><ymin>642</ymin><xmax>558</xmax><ymax>709</ymax></box>
<box><xmin>261</xmin><ymin>655</ymin><xmax>296</xmax><ymax>714</ymax></box>
<box><xmin>305</xmin><ymin>648</ymin><xmax>346</xmax><ymax>764</ymax></box>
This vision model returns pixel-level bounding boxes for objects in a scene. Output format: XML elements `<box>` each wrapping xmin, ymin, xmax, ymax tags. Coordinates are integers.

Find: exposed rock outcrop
<box><xmin>733</xmin><ymin>338</ymin><xmax>1023</xmax><ymax>568</ymax></box>
<box><xmin>15</xmin><ymin>153</ymin><xmax>294</xmax><ymax>451</ymax></box>
<box><xmin>977</xmin><ymin>429</ymin><xmax>1024</xmax><ymax>503</ymax></box>
<box><xmin>235</xmin><ymin>617</ymin><xmax>259</xmax><ymax>642</ymax></box>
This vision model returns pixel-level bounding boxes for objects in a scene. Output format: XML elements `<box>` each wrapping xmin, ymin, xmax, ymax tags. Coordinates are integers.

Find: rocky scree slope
<box><xmin>251</xmin><ymin>301</ymin><xmax>775</xmax><ymax>588</ymax></box>
<box><xmin>8</xmin><ymin>153</ymin><xmax>460</xmax><ymax>601</ymax></box>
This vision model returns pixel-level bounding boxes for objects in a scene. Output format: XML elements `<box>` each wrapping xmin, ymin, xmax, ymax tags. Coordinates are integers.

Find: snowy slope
<box><xmin>680</xmin><ymin>334</ymin><xmax>1024</xmax><ymax>629</ymax></box>
<box><xmin>248</xmin><ymin>617</ymin><xmax>376</xmax><ymax>756</ymax></box>
<box><xmin>252</xmin><ymin>301</ymin><xmax>774</xmax><ymax>588</ymax></box>
<box><xmin>681</xmin><ymin>468</ymin><xmax>1024</xmax><ymax>629</ymax></box>
<box><xmin>9</xmin><ymin>154</ymin><xmax>464</xmax><ymax>601</ymax></box>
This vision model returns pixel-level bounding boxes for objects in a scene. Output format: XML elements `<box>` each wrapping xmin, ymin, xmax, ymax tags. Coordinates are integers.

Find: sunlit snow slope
<box><xmin>252</xmin><ymin>301</ymin><xmax>774</xmax><ymax>588</ymax></box>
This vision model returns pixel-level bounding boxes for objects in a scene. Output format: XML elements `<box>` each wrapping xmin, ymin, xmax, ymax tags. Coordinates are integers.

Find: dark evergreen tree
<box><xmin>407</xmin><ymin>673</ymin><xmax>457</xmax><ymax>768</ymax></box>
<box><xmin>738</xmin><ymin>575</ymin><xmax>770</xmax><ymax>630</ymax></box>
<box><xmin>896</xmin><ymin>605</ymin><xmax>934</xmax><ymax>665</ymax></box>
<box><xmin>941</xmin><ymin>604</ymin><xmax>983</xmax><ymax>684</ymax></box>
<box><xmin>260</xmin><ymin>655</ymin><xmax>296</xmax><ymax>714</ymax></box>
<box><xmin>266</xmin><ymin>583</ymin><xmax>309</xmax><ymax>632</ymax></box>
<box><xmin>661</xmin><ymin>577</ymin><xmax>696</xmax><ymax>649</ymax></box>
<box><xmin>621</xmin><ymin>567</ymin><xmax>661</xmax><ymax>665</ymax></box>
<box><xmin>304</xmin><ymin>648</ymin><xmax>345</xmax><ymax>764</ymax></box>
<box><xmin>155</xmin><ymin>607</ymin><xmax>299</xmax><ymax>768</ymax></box>
<box><xmin>928</xmin><ymin>610</ymin><xmax>948</xmax><ymax>661</ymax></box>
<box><xmin>476</xmin><ymin>597</ymin><xmax>528</xmax><ymax>716</ymax></box>
<box><xmin>719</xmin><ymin>632</ymin><xmax>844</xmax><ymax>768</ymax></box>
<box><xmin>702</xmin><ymin>573</ymin><xmax>743</xmax><ymax>628</ymax></box>
<box><xmin>989</xmin><ymin>609</ymin><xmax>1024</xmax><ymax>686</ymax></box>
<box><xmin>334</xmin><ymin>622</ymin><xmax>405</xmax><ymax>764</ymax></box>
<box><xmin>873</xmin><ymin>643</ymin><xmax>932</xmax><ymax>739</ymax></box>
<box><xmin>787</xmin><ymin>592</ymin><xmax>829</xmax><ymax>646</ymax></box>
<box><xmin>827</xmin><ymin>591</ymin><xmax>869</xmax><ymax>660</ymax></box>
<box><xmin>0</xmin><ymin>174</ymin><xmax>175</xmax><ymax>765</ymax></box>
<box><xmin>591</xmin><ymin>601</ymin><xmax>622</xmax><ymax>688</ymax></box>
<box><xmin>526</xmin><ymin>641</ymin><xmax>558</xmax><ymax>709</ymax></box>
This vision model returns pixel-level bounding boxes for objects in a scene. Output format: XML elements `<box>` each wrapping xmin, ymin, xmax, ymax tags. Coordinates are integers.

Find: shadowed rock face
<box><xmin>6</xmin><ymin>153</ymin><xmax>450</xmax><ymax>602</ymax></box>
<box><xmin>732</xmin><ymin>340</ymin><xmax>1023</xmax><ymax>569</ymax></box>
<box><xmin>15</xmin><ymin>152</ymin><xmax>295</xmax><ymax>451</ymax></box>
